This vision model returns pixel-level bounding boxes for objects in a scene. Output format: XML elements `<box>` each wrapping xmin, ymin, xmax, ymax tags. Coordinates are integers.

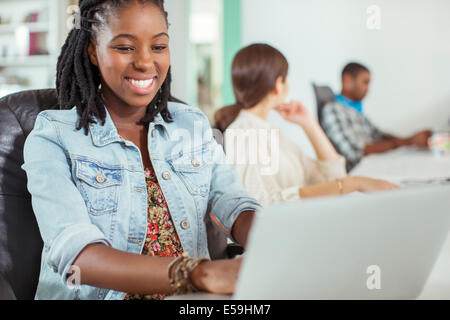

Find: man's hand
<box><xmin>410</xmin><ymin>130</ymin><xmax>432</xmax><ymax>148</ymax></box>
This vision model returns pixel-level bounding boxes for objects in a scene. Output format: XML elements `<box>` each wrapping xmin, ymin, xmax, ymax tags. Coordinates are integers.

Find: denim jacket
<box><xmin>21</xmin><ymin>101</ymin><xmax>261</xmax><ymax>300</ymax></box>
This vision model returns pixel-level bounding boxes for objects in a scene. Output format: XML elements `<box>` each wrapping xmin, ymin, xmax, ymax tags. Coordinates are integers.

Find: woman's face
<box><xmin>88</xmin><ymin>2</ymin><xmax>170</xmax><ymax>110</ymax></box>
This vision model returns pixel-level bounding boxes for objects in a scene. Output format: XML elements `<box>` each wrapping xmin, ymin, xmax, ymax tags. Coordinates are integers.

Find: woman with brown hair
<box><xmin>218</xmin><ymin>43</ymin><xmax>399</xmax><ymax>206</ymax></box>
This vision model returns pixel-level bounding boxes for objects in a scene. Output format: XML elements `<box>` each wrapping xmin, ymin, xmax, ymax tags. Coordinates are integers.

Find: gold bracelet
<box><xmin>167</xmin><ymin>252</ymin><xmax>209</xmax><ymax>295</ymax></box>
<box><xmin>336</xmin><ymin>179</ymin><xmax>344</xmax><ymax>195</ymax></box>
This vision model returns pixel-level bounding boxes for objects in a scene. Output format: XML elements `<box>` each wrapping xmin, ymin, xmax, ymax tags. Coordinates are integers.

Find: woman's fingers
<box><xmin>191</xmin><ymin>259</ymin><xmax>243</xmax><ymax>295</ymax></box>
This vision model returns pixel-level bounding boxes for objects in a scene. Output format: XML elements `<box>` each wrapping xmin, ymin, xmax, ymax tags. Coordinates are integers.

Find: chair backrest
<box><xmin>0</xmin><ymin>89</ymin><xmax>58</xmax><ymax>300</ymax></box>
<box><xmin>0</xmin><ymin>273</ymin><xmax>16</xmax><ymax>300</ymax></box>
<box><xmin>312</xmin><ymin>83</ymin><xmax>336</xmax><ymax>125</ymax></box>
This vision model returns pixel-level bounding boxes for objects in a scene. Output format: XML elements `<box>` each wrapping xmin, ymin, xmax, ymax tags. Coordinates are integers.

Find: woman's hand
<box><xmin>276</xmin><ymin>100</ymin><xmax>341</xmax><ymax>161</ymax></box>
<box><xmin>190</xmin><ymin>258</ymin><xmax>243</xmax><ymax>295</ymax></box>
<box><xmin>347</xmin><ymin>176</ymin><xmax>401</xmax><ymax>193</ymax></box>
<box><xmin>275</xmin><ymin>100</ymin><xmax>316</xmax><ymax>128</ymax></box>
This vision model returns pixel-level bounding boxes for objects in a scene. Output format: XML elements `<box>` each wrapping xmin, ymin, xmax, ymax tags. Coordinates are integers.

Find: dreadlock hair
<box><xmin>56</xmin><ymin>0</ymin><xmax>175</xmax><ymax>135</ymax></box>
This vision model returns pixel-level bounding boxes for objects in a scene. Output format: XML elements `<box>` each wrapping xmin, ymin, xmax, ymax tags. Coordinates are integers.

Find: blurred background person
<box><xmin>321</xmin><ymin>62</ymin><xmax>432</xmax><ymax>171</ymax></box>
<box><xmin>216</xmin><ymin>44</ymin><xmax>399</xmax><ymax>207</ymax></box>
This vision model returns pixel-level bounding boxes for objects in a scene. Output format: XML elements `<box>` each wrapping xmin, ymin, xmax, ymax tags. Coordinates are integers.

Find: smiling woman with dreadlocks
<box><xmin>22</xmin><ymin>0</ymin><xmax>261</xmax><ymax>300</ymax></box>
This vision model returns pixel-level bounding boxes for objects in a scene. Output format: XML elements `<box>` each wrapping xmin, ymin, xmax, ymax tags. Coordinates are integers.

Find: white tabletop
<box><xmin>352</xmin><ymin>147</ymin><xmax>450</xmax><ymax>299</ymax></box>
<box><xmin>351</xmin><ymin>147</ymin><xmax>450</xmax><ymax>184</ymax></box>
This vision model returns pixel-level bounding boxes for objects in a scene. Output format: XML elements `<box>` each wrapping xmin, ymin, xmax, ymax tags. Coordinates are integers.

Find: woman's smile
<box><xmin>124</xmin><ymin>75</ymin><xmax>157</xmax><ymax>95</ymax></box>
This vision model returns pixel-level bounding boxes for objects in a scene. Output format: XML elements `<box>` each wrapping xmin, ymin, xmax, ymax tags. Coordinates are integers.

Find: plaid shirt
<box><xmin>321</xmin><ymin>101</ymin><xmax>385</xmax><ymax>171</ymax></box>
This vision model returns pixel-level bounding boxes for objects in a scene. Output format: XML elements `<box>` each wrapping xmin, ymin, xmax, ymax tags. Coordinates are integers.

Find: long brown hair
<box><xmin>214</xmin><ymin>43</ymin><xmax>289</xmax><ymax>132</ymax></box>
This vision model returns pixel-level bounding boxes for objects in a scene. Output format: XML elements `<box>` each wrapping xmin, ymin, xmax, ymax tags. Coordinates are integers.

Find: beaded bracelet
<box><xmin>167</xmin><ymin>252</ymin><xmax>209</xmax><ymax>295</ymax></box>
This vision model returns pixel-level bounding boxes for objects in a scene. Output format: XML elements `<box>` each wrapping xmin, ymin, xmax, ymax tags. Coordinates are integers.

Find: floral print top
<box><xmin>124</xmin><ymin>166</ymin><xmax>184</xmax><ymax>300</ymax></box>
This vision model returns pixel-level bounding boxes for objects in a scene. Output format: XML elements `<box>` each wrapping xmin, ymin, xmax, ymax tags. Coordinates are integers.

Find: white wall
<box><xmin>165</xmin><ymin>0</ymin><xmax>190</xmax><ymax>102</ymax></box>
<box><xmin>242</xmin><ymin>0</ymin><xmax>450</xmax><ymax>155</ymax></box>
<box><xmin>166</xmin><ymin>0</ymin><xmax>224</xmax><ymax>114</ymax></box>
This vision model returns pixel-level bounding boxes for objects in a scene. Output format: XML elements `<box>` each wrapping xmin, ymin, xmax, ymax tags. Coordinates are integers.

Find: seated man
<box><xmin>321</xmin><ymin>62</ymin><xmax>431</xmax><ymax>171</ymax></box>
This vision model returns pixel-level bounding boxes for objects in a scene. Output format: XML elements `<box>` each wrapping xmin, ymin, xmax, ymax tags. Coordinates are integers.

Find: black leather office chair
<box><xmin>312</xmin><ymin>83</ymin><xmax>336</xmax><ymax>126</ymax></box>
<box><xmin>0</xmin><ymin>273</ymin><xmax>16</xmax><ymax>300</ymax></box>
<box><xmin>0</xmin><ymin>89</ymin><xmax>59</xmax><ymax>300</ymax></box>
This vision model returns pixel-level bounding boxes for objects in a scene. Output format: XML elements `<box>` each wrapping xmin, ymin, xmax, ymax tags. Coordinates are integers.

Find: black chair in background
<box><xmin>312</xmin><ymin>83</ymin><xmax>336</xmax><ymax>126</ymax></box>
<box><xmin>0</xmin><ymin>89</ymin><xmax>59</xmax><ymax>300</ymax></box>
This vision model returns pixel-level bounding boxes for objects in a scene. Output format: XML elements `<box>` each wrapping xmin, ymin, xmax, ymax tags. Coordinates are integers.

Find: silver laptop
<box><xmin>233</xmin><ymin>185</ymin><xmax>450</xmax><ymax>300</ymax></box>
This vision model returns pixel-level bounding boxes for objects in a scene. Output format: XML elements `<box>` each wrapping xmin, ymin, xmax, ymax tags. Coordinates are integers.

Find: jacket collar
<box><xmin>89</xmin><ymin>106</ymin><xmax>171</xmax><ymax>147</ymax></box>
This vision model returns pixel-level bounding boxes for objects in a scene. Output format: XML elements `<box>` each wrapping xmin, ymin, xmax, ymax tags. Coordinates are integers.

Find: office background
<box><xmin>167</xmin><ymin>0</ymin><xmax>450</xmax><ymax>157</ymax></box>
<box><xmin>1</xmin><ymin>0</ymin><xmax>449</xmax><ymax>156</ymax></box>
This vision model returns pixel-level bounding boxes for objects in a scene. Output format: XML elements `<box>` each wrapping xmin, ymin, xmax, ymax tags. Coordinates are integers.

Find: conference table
<box><xmin>351</xmin><ymin>147</ymin><xmax>450</xmax><ymax>300</ymax></box>
<box><xmin>170</xmin><ymin>147</ymin><xmax>450</xmax><ymax>300</ymax></box>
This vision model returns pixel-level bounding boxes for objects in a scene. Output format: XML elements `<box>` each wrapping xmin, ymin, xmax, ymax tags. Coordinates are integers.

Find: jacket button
<box><xmin>181</xmin><ymin>220</ymin><xmax>190</xmax><ymax>230</ymax></box>
<box><xmin>96</xmin><ymin>173</ymin><xmax>105</xmax><ymax>184</ymax></box>
<box><xmin>151</xmin><ymin>129</ymin><xmax>157</xmax><ymax>137</ymax></box>
<box><xmin>191</xmin><ymin>159</ymin><xmax>200</xmax><ymax>168</ymax></box>
<box><xmin>162</xmin><ymin>172</ymin><xmax>171</xmax><ymax>180</ymax></box>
